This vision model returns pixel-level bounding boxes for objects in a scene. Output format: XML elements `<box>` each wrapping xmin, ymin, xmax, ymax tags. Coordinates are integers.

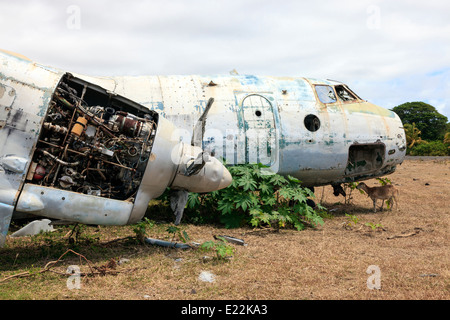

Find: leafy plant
<box><xmin>342</xmin><ymin>182</ymin><xmax>364</xmax><ymax>205</ymax></box>
<box><xmin>132</xmin><ymin>218</ymin><xmax>154</xmax><ymax>244</ymax></box>
<box><xmin>200</xmin><ymin>237</ymin><xmax>235</xmax><ymax>260</ymax></box>
<box><xmin>58</xmin><ymin>224</ymin><xmax>100</xmax><ymax>247</ymax></box>
<box><xmin>343</xmin><ymin>213</ymin><xmax>385</xmax><ymax>232</ymax></box>
<box><xmin>186</xmin><ymin>164</ymin><xmax>325</xmax><ymax>230</ymax></box>
<box><xmin>365</xmin><ymin>222</ymin><xmax>384</xmax><ymax>232</ymax></box>
<box><xmin>166</xmin><ymin>225</ymin><xmax>190</xmax><ymax>243</ymax></box>
<box><xmin>376</xmin><ymin>177</ymin><xmax>391</xmax><ymax>186</ymax></box>
<box><xmin>344</xmin><ymin>213</ymin><xmax>360</xmax><ymax>228</ymax></box>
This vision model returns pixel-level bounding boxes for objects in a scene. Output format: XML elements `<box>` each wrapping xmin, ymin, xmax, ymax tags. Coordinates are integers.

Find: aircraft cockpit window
<box><xmin>315</xmin><ymin>85</ymin><xmax>337</xmax><ymax>104</ymax></box>
<box><xmin>335</xmin><ymin>85</ymin><xmax>358</xmax><ymax>102</ymax></box>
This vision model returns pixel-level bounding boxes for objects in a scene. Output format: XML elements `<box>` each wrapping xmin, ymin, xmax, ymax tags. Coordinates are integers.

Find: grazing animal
<box><xmin>356</xmin><ymin>182</ymin><xmax>399</xmax><ymax>213</ymax></box>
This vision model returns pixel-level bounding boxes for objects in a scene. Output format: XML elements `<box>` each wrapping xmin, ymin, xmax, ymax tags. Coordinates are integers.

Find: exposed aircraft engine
<box><xmin>29</xmin><ymin>74</ymin><xmax>158</xmax><ymax>202</ymax></box>
<box><xmin>11</xmin><ymin>74</ymin><xmax>231</xmax><ymax>228</ymax></box>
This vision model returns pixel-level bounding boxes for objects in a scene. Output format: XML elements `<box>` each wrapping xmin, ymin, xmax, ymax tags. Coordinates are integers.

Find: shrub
<box><xmin>185</xmin><ymin>164</ymin><xmax>325</xmax><ymax>230</ymax></box>
<box><xmin>200</xmin><ymin>237</ymin><xmax>235</xmax><ymax>260</ymax></box>
<box><xmin>409</xmin><ymin>141</ymin><xmax>449</xmax><ymax>156</ymax></box>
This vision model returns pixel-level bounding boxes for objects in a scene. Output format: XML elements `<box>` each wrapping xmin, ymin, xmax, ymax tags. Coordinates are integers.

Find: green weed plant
<box><xmin>186</xmin><ymin>164</ymin><xmax>325</xmax><ymax>230</ymax></box>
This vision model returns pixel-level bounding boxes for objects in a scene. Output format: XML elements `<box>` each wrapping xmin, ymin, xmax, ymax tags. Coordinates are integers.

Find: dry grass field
<box><xmin>0</xmin><ymin>158</ymin><xmax>448</xmax><ymax>300</ymax></box>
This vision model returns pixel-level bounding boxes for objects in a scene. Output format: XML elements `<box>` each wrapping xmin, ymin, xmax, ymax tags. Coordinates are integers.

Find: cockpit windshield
<box><xmin>315</xmin><ymin>84</ymin><xmax>360</xmax><ymax>104</ymax></box>
<box><xmin>335</xmin><ymin>85</ymin><xmax>358</xmax><ymax>102</ymax></box>
<box><xmin>315</xmin><ymin>85</ymin><xmax>337</xmax><ymax>104</ymax></box>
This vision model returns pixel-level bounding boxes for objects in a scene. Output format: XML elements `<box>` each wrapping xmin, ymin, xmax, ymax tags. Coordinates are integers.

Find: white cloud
<box><xmin>0</xmin><ymin>0</ymin><xmax>449</xmax><ymax>118</ymax></box>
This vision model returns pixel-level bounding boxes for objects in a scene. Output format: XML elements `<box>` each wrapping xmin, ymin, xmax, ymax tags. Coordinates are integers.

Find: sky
<box><xmin>0</xmin><ymin>0</ymin><xmax>449</xmax><ymax>120</ymax></box>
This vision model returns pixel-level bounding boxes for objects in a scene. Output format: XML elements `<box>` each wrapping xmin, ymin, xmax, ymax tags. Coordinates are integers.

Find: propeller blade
<box><xmin>191</xmin><ymin>97</ymin><xmax>214</xmax><ymax>147</ymax></box>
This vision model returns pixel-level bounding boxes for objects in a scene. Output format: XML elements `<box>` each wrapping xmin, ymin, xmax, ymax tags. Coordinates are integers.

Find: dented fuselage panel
<box><xmin>0</xmin><ymin>52</ymin><xmax>64</xmax><ymax>245</ymax></box>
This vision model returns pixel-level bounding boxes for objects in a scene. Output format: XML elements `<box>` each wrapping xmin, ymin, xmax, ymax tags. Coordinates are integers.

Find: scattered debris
<box><xmin>50</xmin><ymin>220</ymin><xmax>79</xmax><ymax>225</ymax></box>
<box><xmin>0</xmin><ymin>249</ymin><xmax>137</xmax><ymax>283</ymax></box>
<box><xmin>387</xmin><ymin>228</ymin><xmax>423</xmax><ymax>240</ymax></box>
<box><xmin>145</xmin><ymin>237</ymin><xmax>191</xmax><ymax>249</ymax></box>
<box><xmin>94</xmin><ymin>258</ymin><xmax>118</xmax><ymax>275</ymax></box>
<box><xmin>118</xmin><ymin>258</ymin><xmax>130</xmax><ymax>265</ymax></box>
<box><xmin>202</xmin><ymin>256</ymin><xmax>213</xmax><ymax>263</ymax></box>
<box><xmin>214</xmin><ymin>235</ymin><xmax>247</xmax><ymax>246</ymax></box>
<box><xmin>198</xmin><ymin>271</ymin><xmax>215</xmax><ymax>283</ymax></box>
<box><xmin>10</xmin><ymin>219</ymin><xmax>54</xmax><ymax>237</ymax></box>
<box><xmin>190</xmin><ymin>242</ymin><xmax>201</xmax><ymax>248</ymax></box>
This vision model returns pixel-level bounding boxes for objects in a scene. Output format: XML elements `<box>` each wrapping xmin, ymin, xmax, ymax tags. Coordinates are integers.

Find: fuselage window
<box><xmin>304</xmin><ymin>114</ymin><xmax>321</xmax><ymax>132</ymax></box>
<box><xmin>315</xmin><ymin>85</ymin><xmax>337</xmax><ymax>104</ymax></box>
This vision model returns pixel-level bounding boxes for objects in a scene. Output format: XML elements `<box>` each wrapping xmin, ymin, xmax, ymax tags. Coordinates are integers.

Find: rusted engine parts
<box><xmin>28</xmin><ymin>74</ymin><xmax>158</xmax><ymax>202</ymax></box>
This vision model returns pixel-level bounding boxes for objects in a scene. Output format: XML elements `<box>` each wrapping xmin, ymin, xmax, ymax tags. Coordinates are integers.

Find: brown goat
<box><xmin>356</xmin><ymin>182</ymin><xmax>399</xmax><ymax>213</ymax></box>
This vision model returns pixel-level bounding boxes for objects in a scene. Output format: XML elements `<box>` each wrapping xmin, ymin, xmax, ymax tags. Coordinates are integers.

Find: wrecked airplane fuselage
<box><xmin>105</xmin><ymin>74</ymin><xmax>406</xmax><ymax>186</ymax></box>
<box><xmin>0</xmin><ymin>49</ymin><xmax>406</xmax><ymax>246</ymax></box>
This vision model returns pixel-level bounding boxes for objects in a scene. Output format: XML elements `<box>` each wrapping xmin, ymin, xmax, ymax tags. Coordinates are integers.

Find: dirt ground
<box><xmin>167</xmin><ymin>158</ymin><xmax>449</xmax><ymax>300</ymax></box>
<box><xmin>0</xmin><ymin>158</ymin><xmax>449</xmax><ymax>300</ymax></box>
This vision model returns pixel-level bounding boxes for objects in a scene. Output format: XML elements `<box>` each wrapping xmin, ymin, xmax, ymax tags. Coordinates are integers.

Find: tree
<box><xmin>404</xmin><ymin>123</ymin><xmax>427</xmax><ymax>148</ymax></box>
<box><xmin>392</xmin><ymin>102</ymin><xmax>448</xmax><ymax>141</ymax></box>
<box><xmin>444</xmin><ymin>132</ymin><xmax>450</xmax><ymax>146</ymax></box>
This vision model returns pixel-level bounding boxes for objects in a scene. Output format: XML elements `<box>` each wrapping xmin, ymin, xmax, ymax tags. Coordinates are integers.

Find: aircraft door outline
<box><xmin>235</xmin><ymin>93</ymin><xmax>278</xmax><ymax>168</ymax></box>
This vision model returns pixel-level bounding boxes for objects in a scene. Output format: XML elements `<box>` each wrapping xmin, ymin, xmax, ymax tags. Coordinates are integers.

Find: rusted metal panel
<box><xmin>0</xmin><ymin>50</ymin><xmax>63</xmax><ymax>245</ymax></box>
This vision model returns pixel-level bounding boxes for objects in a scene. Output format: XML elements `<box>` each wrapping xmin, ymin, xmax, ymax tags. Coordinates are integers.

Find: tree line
<box><xmin>391</xmin><ymin>102</ymin><xmax>450</xmax><ymax>156</ymax></box>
